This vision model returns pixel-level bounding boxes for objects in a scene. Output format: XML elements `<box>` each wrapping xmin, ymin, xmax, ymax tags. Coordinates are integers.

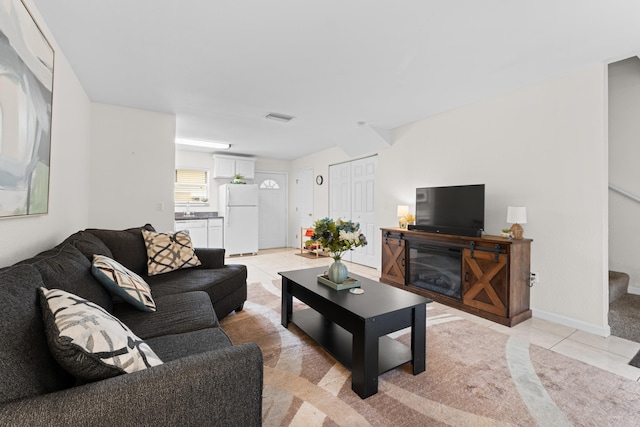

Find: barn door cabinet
<box><xmin>381</xmin><ymin>229</ymin><xmax>406</xmax><ymax>286</ymax></box>
<box><xmin>380</xmin><ymin>228</ymin><xmax>532</xmax><ymax>327</ymax></box>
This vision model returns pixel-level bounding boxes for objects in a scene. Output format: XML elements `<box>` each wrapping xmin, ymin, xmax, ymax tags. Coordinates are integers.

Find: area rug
<box><xmin>220</xmin><ymin>280</ymin><xmax>640</xmax><ymax>426</ymax></box>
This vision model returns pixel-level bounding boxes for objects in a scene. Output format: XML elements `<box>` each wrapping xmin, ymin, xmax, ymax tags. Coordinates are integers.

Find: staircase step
<box><xmin>609</xmin><ymin>271</ymin><xmax>630</xmax><ymax>303</ymax></box>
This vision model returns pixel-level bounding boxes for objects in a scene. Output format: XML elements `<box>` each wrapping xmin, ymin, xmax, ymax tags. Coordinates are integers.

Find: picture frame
<box><xmin>0</xmin><ymin>0</ymin><xmax>55</xmax><ymax>218</ymax></box>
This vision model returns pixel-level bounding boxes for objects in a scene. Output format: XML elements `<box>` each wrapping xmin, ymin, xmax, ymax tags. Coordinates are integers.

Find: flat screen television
<box><xmin>409</xmin><ymin>184</ymin><xmax>485</xmax><ymax>237</ymax></box>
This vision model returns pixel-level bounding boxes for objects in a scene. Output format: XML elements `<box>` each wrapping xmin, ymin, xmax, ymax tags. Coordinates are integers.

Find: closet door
<box><xmin>329</xmin><ymin>156</ymin><xmax>378</xmax><ymax>268</ymax></box>
<box><xmin>350</xmin><ymin>156</ymin><xmax>377</xmax><ymax>267</ymax></box>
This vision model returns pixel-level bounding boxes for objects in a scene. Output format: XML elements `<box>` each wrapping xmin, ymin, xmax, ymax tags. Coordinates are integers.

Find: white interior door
<box><xmin>350</xmin><ymin>156</ymin><xmax>377</xmax><ymax>267</ymax></box>
<box><xmin>295</xmin><ymin>168</ymin><xmax>314</xmax><ymax>247</ymax></box>
<box><xmin>329</xmin><ymin>156</ymin><xmax>378</xmax><ymax>268</ymax></box>
<box><xmin>255</xmin><ymin>171</ymin><xmax>287</xmax><ymax>249</ymax></box>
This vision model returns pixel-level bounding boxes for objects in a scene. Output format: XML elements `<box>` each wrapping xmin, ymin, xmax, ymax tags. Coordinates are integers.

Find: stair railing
<box><xmin>609</xmin><ymin>183</ymin><xmax>640</xmax><ymax>204</ymax></box>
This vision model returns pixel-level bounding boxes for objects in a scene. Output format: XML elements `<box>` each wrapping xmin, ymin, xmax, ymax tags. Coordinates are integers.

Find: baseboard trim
<box><xmin>532</xmin><ymin>308</ymin><xmax>611</xmax><ymax>337</ymax></box>
<box><xmin>628</xmin><ymin>285</ymin><xmax>640</xmax><ymax>295</ymax></box>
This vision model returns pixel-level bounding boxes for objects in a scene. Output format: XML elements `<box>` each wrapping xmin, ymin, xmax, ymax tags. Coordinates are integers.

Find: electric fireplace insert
<box><xmin>408</xmin><ymin>240</ymin><xmax>462</xmax><ymax>300</ymax></box>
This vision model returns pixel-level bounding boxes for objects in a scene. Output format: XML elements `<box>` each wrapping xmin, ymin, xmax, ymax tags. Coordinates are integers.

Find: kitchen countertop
<box><xmin>175</xmin><ymin>212</ymin><xmax>221</xmax><ymax>221</ymax></box>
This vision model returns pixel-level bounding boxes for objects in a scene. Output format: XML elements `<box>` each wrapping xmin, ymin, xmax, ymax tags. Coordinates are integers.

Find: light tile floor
<box><xmin>232</xmin><ymin>248</ymin><xmax>640</xmax><ymax>382</ymax></box>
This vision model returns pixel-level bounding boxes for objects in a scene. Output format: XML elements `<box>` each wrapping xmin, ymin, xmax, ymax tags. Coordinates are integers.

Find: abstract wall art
<box><xmin>0</xmin><ymin>0</ymin><xmax>54</xmax><ymax>218</ymax></box>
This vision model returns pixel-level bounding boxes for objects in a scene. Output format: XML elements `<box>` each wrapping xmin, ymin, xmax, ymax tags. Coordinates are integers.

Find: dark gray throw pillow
<box><xmin>0</xmin><ymin>265</ymin><xmax>74</xmax><ymax>404</ymax></box>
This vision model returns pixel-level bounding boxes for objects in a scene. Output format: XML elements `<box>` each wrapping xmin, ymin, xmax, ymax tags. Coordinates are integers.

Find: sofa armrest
<box><xmin>194</xmin><ymin>247</ymin><xmax>226</xmax><ymax>269</ymax></box>
<box><xmin>0</xmin><ymin>343</ymin><xmax>263</xmax><ymax>427</ymax></box>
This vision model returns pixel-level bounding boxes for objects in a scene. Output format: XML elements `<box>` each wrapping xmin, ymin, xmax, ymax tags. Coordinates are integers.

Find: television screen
<box><xmin>414</xmin><ymin>184</ymin><xmax>485</xmax><ymax>236</ymax></box>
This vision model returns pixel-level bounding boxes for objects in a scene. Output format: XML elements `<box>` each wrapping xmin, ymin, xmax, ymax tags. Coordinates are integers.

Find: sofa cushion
<box><xmin>20</xmin><ymin>244</ymin><xmax>114</xmax><ymax>313</ymax></box>
<box><xmin>91</xmin><ymin>255</ymin><xmax>156</xmax><ymax>312</ymax></box>
<box><xmin>57</xmin><ymin>230</ymin><xmax>114</xmax><ymax>261</ymax></box>
<box><xmin>39</xmin><ymin>288</ymin><xmax>163</xmax><ymax>382</ymax></box>
<box><xmin>141</xmin><ymin>229</ymin><xmax>201</xmax><ymax>276</ymax></box>
<box><xmin>0</xmin><ymin>265</ymin><xmax>74</xmax><ymax>404</ymax></box>
<box><xmin>85</xmin><ymin>225</ymin><xmax>155</xmax><ymax>275</ymax></box>
<box><xmin>145</xmin><ymin>264</ymin><xmax>246</xmax><ymax>301</ymax></box>
<box><xmin>114</xmin><ymin>291</ymin><xmax>218</xmax><ymax>340</ymax></box>
<box><xmin>145</xmin><ymin>327</ymin><xmax>233</xmax><ymax>363</ymax></box>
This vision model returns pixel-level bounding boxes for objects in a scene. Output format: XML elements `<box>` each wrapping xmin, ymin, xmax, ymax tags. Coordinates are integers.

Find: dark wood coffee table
<box><xmin>280</xmin><ymin>266</ymin><xmax>432</xmax><ymax>398</ymax></box>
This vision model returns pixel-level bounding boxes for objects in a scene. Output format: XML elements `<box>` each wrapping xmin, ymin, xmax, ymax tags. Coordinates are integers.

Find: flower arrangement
<box><xmin>307</xmin><ymin>217</ymin><xmax>367</xmax><ymax>260</ymax></box>
<box><xmin>404</xmin><ymin>213</ymin><xmax>415</xmax><ymax>223</ymax></box>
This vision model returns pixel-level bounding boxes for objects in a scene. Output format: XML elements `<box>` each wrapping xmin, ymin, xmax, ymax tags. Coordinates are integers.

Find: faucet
<box><xmin>185</xmin><ymin>202</ymin><xmax>192</xmax><ymax>216</ymax></box>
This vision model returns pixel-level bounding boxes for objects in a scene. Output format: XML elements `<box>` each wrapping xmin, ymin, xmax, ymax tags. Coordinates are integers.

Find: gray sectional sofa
<box><xmin>0</xmin><ymin>225</ymin><xmax>263</xmax><ymax>426</ymax></box>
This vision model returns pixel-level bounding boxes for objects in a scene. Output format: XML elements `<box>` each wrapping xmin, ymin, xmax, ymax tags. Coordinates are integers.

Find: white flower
<box><xmin>339</xmin><ymin>230</ymin><xmax>357</xmax><ymax>243</ymax></box>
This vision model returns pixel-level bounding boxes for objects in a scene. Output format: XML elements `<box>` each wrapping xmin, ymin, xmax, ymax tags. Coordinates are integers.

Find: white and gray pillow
<box><xmin>91</xmin><ymin>254</ymin><xmax>156</xmax><ymax>312</ymax></box>
<box><xmin>39</xmin><ymin>288</ymin><xmax>162</xmax><ymax>382</ymax></box>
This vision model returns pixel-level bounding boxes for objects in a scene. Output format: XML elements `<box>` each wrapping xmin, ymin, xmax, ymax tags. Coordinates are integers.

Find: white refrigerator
<box><xmin>219</xmin><ymin>184</ymin><xmax>259</xmax><ymax>255</ymax></box>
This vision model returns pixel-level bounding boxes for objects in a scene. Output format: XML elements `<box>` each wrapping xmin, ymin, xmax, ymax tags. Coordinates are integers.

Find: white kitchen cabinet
<box><xmin>212</xmin><ymin>155</ymin><xmax>255</xmax><ymax>179</ymax></box>
<box><xmin>175</xmin><ymin>219</ymin><xmax>208</xmax><ymax>248</ymax></box>
<box><xmin>208</xmin><ymin>218</ymin><xmax>224</xmax><ymax>248</ymax></box>
<box><xmin>212</xmin><ymin>156</ymin><xmax>235</xmax><ymax>178</ymax></box>
<box><xmin>235</xmin><ymin>159</ymin><xmax>255</xmax><ymax>179</ymax></box>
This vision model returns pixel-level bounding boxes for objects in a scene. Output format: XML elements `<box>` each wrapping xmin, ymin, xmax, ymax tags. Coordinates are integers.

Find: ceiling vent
<box><xmin>265</xmin><ymin>112</ymin><xmax>295</xmax><ymax>122</ymax></box>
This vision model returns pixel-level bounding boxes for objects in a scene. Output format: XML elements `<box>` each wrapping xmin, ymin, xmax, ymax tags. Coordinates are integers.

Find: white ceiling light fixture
<box><xmin>175</xmin><ymin>138</ymin><xmax>230</xmax><ymax>150</ymax></box>
<box><xmin>265</xmin><ymin>112</ymin><xmax>295</xmax><ymax>122</ymax></box>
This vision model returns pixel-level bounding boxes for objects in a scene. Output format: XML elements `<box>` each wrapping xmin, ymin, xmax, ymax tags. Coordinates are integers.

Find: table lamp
<box><xmin>507</xmin><ymin>206</ymin><xmax>527</xmax><ymax>240</ymax></box>
<box><xmin>397</xmin><ymin>205</ymin><xmax>409</xmax><ymax>229</ymax></box>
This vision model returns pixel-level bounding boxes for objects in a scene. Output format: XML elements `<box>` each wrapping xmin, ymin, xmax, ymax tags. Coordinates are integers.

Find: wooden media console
<box><xmin>380</xmin><ymin>228</ymin><xmax>532</xmax><ymax>327</ymax></box>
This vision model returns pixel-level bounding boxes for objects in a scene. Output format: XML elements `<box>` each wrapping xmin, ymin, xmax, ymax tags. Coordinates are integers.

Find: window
<box><xmin>175</xmin><ymin>169</ymin><xmax>209</xmax><ymax>205</ymax></box>
<box><xmin>259</xmin><ymin>179</ymin><xmax>280</xmax><ymax>189</ymax></box>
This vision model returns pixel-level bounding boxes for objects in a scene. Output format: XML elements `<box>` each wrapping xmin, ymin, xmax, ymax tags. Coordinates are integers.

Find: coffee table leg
<box><xmin>281</xmin><ymin>277</ymin><xmax>293</xmax><ymax>328</ymax></box>
<box><xmin>352</xmin><ymin>322</ymin><xmax>378</xmax><ymax>398</ymax></box>
<box><xmin>411</xmin><ymin>304</ymin><xmax>426</xmax><ymax>374</ymax></box>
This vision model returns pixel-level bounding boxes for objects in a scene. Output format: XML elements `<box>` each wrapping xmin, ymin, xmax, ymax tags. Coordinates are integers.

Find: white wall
<box><xmin>608</xmin><ymin>57</ymin><xmax>640</xmax><ymax>292</ymax></box>
<box><xmin>289</xmin><ymin>147</ymin><xmax>351</xmax><ymax>248</ymax></box>
<box><xmin>255</xmin><ymin>157</ymin><xmax>291</xmax><ymax>174</ymax></box>
<box><xmin>297</xmin><ymin>64</ymin><xmax>609</xmax><ymax>334</ymax></box>
<box><xmin>90</xmin><ymin>104</ymin><xmax>175</xmax><ymax>232</ymax></box>
<box><xmin>0</xmin><ymin>1</ymin><xmax>92</xmax><ymax>267</ymax></box>
<box><xmin>390</xmin><ymin>64</ymin><xmax>609</xmax><ymax>334</ymax></box>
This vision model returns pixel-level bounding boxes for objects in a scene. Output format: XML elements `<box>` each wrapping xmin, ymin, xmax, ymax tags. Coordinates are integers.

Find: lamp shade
<box><xmin>397</xmin><ymin>205</ymin><xmax>409</xmax><ymax>217</ymax></box>
<box><xmin>507</xmin><ymin>206</ymin><xmax>527</xmax><ymax>224</ymax></box>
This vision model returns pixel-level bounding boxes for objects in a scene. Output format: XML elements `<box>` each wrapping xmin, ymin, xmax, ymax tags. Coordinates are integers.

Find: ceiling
<box><xmin>31</xmin><ymin>0</ymin><xmax>640</xmax><ymax>160</ymax></box>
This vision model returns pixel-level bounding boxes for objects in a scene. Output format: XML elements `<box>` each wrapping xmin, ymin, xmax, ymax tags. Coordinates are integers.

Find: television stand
<box><xmin>380</xmin><ymin>228</ymin><xmax>532</xmax><ymax>327</ymax></box>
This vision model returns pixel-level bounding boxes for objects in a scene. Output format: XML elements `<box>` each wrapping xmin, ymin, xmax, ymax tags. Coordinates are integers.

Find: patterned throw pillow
<box><xmin>39</xmin><ymin>288</ymin><xmax>162</xmax><ymax>382</ymax></box>
<box><xmin>142</xmin><ymin>229</ymin><xmax>201</xmax><ymax>276</ymax></box>
<box><xmin>91</xmin><ymin>255</ymin><xmax>156</xmax><ymax>312</ymax></box>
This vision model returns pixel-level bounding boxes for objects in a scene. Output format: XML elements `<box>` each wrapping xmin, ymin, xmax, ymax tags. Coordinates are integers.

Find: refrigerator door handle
<box><xmin>226</xmin><ymin>186</ymin><xmax>230</xmax><ymax>225</ymax></box>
